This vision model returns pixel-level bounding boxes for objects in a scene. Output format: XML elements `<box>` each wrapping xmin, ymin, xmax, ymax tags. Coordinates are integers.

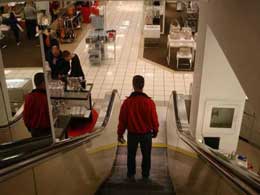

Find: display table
<box><xmin>167</xmin><ymin>34</ymin><xmax>196</xmax><ymax>66</ymax></box>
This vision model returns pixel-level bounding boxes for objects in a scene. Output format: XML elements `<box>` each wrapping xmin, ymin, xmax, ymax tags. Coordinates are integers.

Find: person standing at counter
<box><xmin>46</xmin><ymin>45</ymin><xmax>67</xmax><ymax>79</ymax></box>
<box><xmin>43</xmin><ymin>28</ymin><xmax>59</xmax><ymax>59</ymax></box>
<box><xmin>62</xmin><ymin>50</ymin><xmax>86</xmax><ymax>88</ymax></box>
<box><xmin>24</xmin><ymin>1</ymin><xmax>37</xmax><ymax>40</ymax></box>
<box><xmin>117</xmin><ymin>75</ymin><xmax>159</xmax><ymax>181</ymax></box>
<box><xmin>23</xmin><ymin>73</ymin><xmax>51</xmax><ymax>138</ymax></box>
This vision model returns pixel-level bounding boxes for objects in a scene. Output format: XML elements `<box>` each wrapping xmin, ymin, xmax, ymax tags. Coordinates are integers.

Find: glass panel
<box><xmin>0</xmin><ymin>65</ymin><xmax>10</xmax><ymax>130</ymax></box>
<box><xmin>0</xmin><ymin>1</ymin><xmax>53</xmax><ymax>145</ymax></box>
<box><xmin>210</xmin><ymin>107</ymin><xmax>235</xmax><ymax>128</ymax></box>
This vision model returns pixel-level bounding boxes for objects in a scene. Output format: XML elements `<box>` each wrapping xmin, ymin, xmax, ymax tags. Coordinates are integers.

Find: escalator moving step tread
<box><xmin>96</xmin><ymin>146</ymin><xmax>175</xmax><ymax>195</ymax></box>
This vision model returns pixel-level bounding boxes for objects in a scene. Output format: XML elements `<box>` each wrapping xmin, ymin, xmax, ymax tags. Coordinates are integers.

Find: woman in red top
<box><xmin>23</xmin><ymin>73</ymin><xmax>51</xmax><ymax>137</ymax></box>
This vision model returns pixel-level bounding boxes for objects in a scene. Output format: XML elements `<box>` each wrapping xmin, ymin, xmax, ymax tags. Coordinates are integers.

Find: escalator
<box><xmin>0</xmin><ymin>90</ymin><xmax>259</xmax><ymax>195</ymax></box>
<box><xmin>96</xmin><ymin>146</ymin><xmax>174</xmax><ymax>195</ymax></box>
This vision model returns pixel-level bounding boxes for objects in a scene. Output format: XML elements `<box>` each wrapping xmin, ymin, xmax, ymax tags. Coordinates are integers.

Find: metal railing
<box><xmin>0</xmin><ymin>90</ymin><xmax>118</xmax><ymax>179</ymax></box>
<box><xmin>172</xmin><ymin>91</ymin><xmax>260</xmax><ymax>195</ymax></box>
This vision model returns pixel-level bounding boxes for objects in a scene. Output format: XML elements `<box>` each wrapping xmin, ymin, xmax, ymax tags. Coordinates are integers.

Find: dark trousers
<box><xmin>127</xmin><ymin>132</ymin><xmax>152</xmax><ymax>178</ymax></box>
<box><xmin>25</xmin><ymin>19</ymin><xmax>37</xmax><ymax>40</ymax></box>
<box><xmin>11</xmin><ymin>27</ymin><xmax>20</xmax><ymax>43</ymax></box>
<box><xmin>29</xmin><ymin>127</ymin><xmax>51</xmax><ymax>138</ymax></box>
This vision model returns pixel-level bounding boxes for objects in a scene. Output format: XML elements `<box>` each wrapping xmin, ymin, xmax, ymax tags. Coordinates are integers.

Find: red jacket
<box><xmin>23</xmin><ymin>89</ymin><xmax>51</xmax><ymax>130</ymax></box>
<box><xmin>117</xmin><ymin>92</ymin><xmax>159</xmax><ymax>136</ymax></box>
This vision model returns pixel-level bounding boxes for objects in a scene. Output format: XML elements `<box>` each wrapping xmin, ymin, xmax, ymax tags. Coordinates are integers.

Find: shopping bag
<box><xmin>16</xmin><ymin>23</ymin><xmax>24</xmax><ymax>32</ymax></box>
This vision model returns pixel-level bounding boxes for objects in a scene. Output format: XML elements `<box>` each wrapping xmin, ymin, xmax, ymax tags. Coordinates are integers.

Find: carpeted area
<box><xmin>1</xmin><ymin>32</ymin><xmax>43</xmax><ymax>68</ymax></box>
<box><xmin>143</xmin><ymin>3</ymin><xmax>194</xmax><ymax>71</ymax></box>
<box><xmin>96</xmin><ymin>146</ymin><xmax>175</xmax><ymax>195</ymax></box>
<box><xmin>68</xmin><ymin>109</ymin><xmax>99</xmax><ymax>137</ymax></box>
<box><xmin>1</xmin><ymin>23</ymin><xmax>89</xmax><ymax>68</ymax></box>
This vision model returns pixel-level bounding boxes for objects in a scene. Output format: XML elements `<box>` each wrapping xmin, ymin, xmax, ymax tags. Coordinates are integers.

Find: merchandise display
<box><xmin>56</xmin><ymin>7</ymin><xmax>81</xmax><ymax>43</ymax></box>
<box><xmin>143</xmin><ymin>0</ymin><xmax>165</xmax><ymax>35</ymax></box>
<box><xmin>167</xmin><ymin>25</ymin><xmax>196</xmax><ymax>68</ymax></box>
<box><xmin>48</xmin><ymin>78</ymin><xmax>93</xmax><ymax>139</ymax></box>
<box><xmin>87</xmin><ymin>29</ymin><xmax>116</xmax><ymax>64</ymax></box>
<box><xmin>86</xmin><ymin>6</ymin><xmax>116</xmax><ymax>65</ymax></box>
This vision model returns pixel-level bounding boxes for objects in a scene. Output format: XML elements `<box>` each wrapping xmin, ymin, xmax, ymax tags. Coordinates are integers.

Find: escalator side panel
<box><xmin>0</xmin><ymin>169</ymin><xmax>36</xmax><ymax>195</ymax></box>
<box><xmin>166</xmin><ymin>94</ymin><xmax>248</xmax><ymax>195</ymax></box>
<box><xmin>0</xmin><ymin>93</ymin><xmax>121</xmax><ymax>195</ymax></box>
<box><xmin>34</xmin><ymin>144</ymin><xmax>116</xmax><ymax>195</ymax></box>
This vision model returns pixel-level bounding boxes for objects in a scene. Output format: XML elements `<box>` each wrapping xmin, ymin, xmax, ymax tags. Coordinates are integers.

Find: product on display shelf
<box><xmin>90</xmin><ymin>15</ymin><xmax>104</xmax><ymax>30</ymax></box>
<box><xmin>153</xmin><ymin>17</ymin><xmax>160</xmax><ymax>25</ymax></box>
<box><xmin>86</xmin><ymin>28</ymin><xmax>116</xmax><ymax>64</ymax></box>
<box><xmin>145</xmin><ymin>14</ymin><xmax>153</xmax><ymax>25</ymax></box>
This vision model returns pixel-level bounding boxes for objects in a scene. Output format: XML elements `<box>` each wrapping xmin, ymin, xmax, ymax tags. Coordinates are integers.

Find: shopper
<box><xmin>24</xmin><ymin>1</ymin><xmax>37</xmax><ymax>40</ymax></box>
<box><xmin>8</xmin><ymin>12</ymin><xmax>21</xmax><ymax>46</ymax></box>
<box><xmin>46</xmin><ymin>45</ymin><xmax>65</xmax><ymax>79</ymax></box>
<box><xmin>62</xmin><ymin>50</ymin><xmax>86</xmax><ymax>88</ymax></box>
<box><xmin>50</xmin><ymin>0</ymin><xmax>60</xmax><ymax>22</ymax></box>
<box><xmin>23</xmin><ymin>72</ymin><xmax>51</xmax><ymax>138</ymax></box>
<box><xmin>117</xmin><ymin>75</ymin><xmax>159</xmax><ymax>181</ymax></box>
<box><xmin>43</xmin><ymin>28</ymin><xmax>59</xmax><ymax>59</ymax></box>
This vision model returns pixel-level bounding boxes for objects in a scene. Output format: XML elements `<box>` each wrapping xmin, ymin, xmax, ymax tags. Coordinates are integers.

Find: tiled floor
<box><xmin>72</xmin><ymin>1</ymin><xmax>193</xmax><ymax>102</ymax></box>
<box><xmin>3</xmin><ymin>1</ymin><xmax>192</xmax><ymax>104</ymax></box>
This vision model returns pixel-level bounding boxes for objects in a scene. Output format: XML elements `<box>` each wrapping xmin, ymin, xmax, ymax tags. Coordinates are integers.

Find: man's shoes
<box><xmin>142</xmin><ymin>176</ymin><xmax>151</xmax><ymax>183</ymax></box>
<box><xmin>126</xmin><ymin>175</ymin><xmax>135</xmax><ymax>182</ymax></box>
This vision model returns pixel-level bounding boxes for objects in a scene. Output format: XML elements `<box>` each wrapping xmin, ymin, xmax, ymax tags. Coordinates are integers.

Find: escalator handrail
<box><xmin>0</xmin><ymin>105</ymin><xmax>24</xmax><ymax>129</ymax></box>
<box><xmin>172</xmin><ymin>91</ymin><xmax>260</xmax><ymax>194</ymax></box>
<box><xmin>0</xmin><ymin>90</ymin><xmax>119</xmax><ymax>179</ymax></box>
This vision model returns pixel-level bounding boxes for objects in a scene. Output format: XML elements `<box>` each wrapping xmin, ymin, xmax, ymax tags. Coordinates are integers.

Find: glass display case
<box><xmin>48</xmin><ymin>78</ymin><xmax>93</xmax><ymax>139</ymax></box>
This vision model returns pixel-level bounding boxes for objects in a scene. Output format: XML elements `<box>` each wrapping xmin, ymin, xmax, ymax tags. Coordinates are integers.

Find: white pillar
<box><xmin>190</xmin><ymin>25</ymin><xmax>246</xmax><ymax>154</ymax></box>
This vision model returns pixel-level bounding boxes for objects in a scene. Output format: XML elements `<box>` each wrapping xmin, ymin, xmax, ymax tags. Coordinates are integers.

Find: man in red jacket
<box><xmin>23</xmin><ymin>73</ymin><xmax>51</xmax><ymax>137</ymax></box>
<box><xmin>117</xmin><ymin>75</ymin><xmax>159</xmax><ymax>180</ymax></box>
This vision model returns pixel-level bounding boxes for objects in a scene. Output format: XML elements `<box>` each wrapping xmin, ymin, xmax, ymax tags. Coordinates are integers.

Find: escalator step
<box><xmin>96</xmin><ymin>146</ymin><xmax>175</xmax><ymax>195</ymax></box>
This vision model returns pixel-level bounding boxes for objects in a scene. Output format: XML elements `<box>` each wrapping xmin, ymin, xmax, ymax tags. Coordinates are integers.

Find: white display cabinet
<box><xmin>143</xmin><ymin>0</ymin><xmax>166</xmax><ymax>35</ymax></box>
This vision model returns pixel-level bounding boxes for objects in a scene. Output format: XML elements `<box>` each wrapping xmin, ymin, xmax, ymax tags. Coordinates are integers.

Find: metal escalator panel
<box><xmin>167</xmin><ymin>91</ymin><xmax>260</xmax><ymax>195</ymax></box>
<box><xmin>0</xmin><ymin>91</ymin><xmax>121</xmax><ymax>195</ymax></box>
<box><xmin>96</xmin><ymin>146</ymin><xmax>175</xmax><ymax>195</ymax></box>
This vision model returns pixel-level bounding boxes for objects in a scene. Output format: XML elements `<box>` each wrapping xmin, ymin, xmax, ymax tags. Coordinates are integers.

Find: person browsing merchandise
<box><xmin>24</xmin><ymin>1</ymin><xmax>37</xmax><ymax>40</ymax></box>
<box><xmin>47</xmin><ymin>45</ymin><xmax>69</xmax><ymax>79</ymax></box>
<box><xmin>117</xmin><ymin>75</ymin><xmax>159</xmax><ymax>181</ymax></box>
<box><xmin>62</xmin><ymin>50</ymin><xmax>86</xmax><ymax>88</ymax></box>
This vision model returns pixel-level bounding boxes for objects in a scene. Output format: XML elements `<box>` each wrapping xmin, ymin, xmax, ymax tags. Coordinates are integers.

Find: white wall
<box><xmin>193</xmin><ymin>26</ymin><xmax>246</xmax><ymax>153</ymax></box>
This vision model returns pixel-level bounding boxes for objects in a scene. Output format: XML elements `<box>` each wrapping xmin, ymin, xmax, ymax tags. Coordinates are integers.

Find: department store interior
<box><xmin>0</xmin><ymin>0</ymin><xmax>259</xmax><ymax>194</ymax></box>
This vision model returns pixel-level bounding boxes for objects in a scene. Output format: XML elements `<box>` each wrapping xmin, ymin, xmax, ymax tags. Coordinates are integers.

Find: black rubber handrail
<box><xmin>172</xmin><ymin>91</ymin><xmax>260</xmax><ymax>195</ymax></box>
<box><xmin>0</xmin><ymin>110</ymin><xmax>23</xmax><ymax>129</ymax></box>
<box><xmin>0</xmin><ymin>90</ymin><xmax>118</xmax><ymax>179</ymax></box>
